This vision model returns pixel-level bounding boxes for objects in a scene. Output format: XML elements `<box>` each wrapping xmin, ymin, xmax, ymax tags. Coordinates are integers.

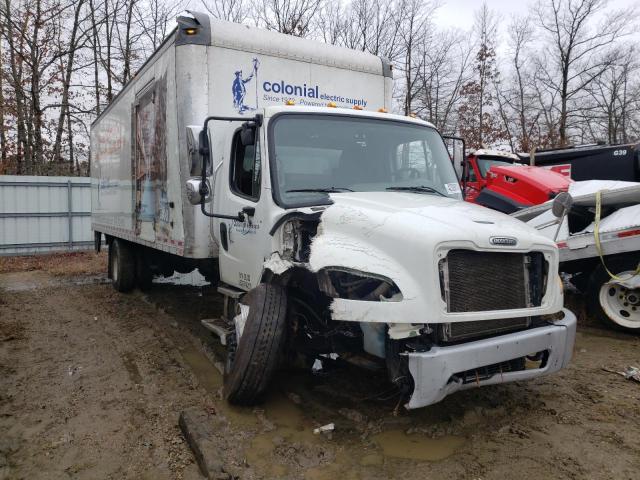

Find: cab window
<box><xmin>230</xmin><ymin>130</ymin><xmax>261</xmax><ymax>200</ymax></box>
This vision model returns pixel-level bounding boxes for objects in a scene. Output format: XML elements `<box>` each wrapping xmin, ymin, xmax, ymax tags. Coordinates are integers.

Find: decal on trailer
<box><xmin>231</xmin><ymin>55</ymin><xmax>370</xmax><ymax>113</ymax></box>
<box><xmin>232</xmin><ymin>58</ymin><xmax>260</xmax><ymax>114</ymax></box>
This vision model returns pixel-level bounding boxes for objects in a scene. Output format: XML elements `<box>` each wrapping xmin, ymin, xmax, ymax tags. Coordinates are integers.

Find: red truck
<box><xmin>464</xmin><ymin>149</ymin><xmax>572</xmax><ymax>213</ymax></box>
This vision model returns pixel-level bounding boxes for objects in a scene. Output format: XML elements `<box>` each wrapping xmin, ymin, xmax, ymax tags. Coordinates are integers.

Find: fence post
<box><xmin>67</xmin><ymin>180</ymin><xmax>73</xmax><ymax>251</ymax></box>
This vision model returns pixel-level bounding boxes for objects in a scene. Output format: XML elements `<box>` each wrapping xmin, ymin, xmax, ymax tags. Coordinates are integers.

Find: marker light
<box><xmin>353</xmin><ymin>105</ymin><xmax>363</xmax><ymax>110</ymax></box>
<box><xmin>285</xmin><ymin>99</ymin><xmax>295</xmax><ymax>106</ymax></box>
<box><xmin>408</xmin><ymin>112</ymin><xmax>417</xmax><ymax>118</ymax></box>
<box><xmin>377</xmin><ymin>108</ymin><xmax>388</xmax><ymax>113</ymax></box>
<box><xmin>327</xmin><ymin>101</ymin><xmax>337</xmax><ymax>108</ymax></box>
<box><xmin>184</xmin><ymin>27</ymin><xmax>198</xmax><ymax>35</ymax></box>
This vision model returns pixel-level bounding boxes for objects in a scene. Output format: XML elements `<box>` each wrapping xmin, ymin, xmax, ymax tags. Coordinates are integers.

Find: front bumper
<box><xmin>406</xmin><ymin>308</ymin><xmax>577</xmax><ymax>409</ymax></box>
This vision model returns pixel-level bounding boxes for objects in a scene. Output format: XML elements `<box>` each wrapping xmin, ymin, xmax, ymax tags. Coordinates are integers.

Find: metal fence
<box><xmin>0</xmin><ymin>175</ymin><xmax>92</xmax><ymax>256</ymax></box>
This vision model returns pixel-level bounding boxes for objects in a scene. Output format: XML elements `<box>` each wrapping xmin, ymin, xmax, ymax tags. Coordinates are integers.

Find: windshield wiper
<box><xmin>286</xmin><ymin>187</ymin><xmax>354</xmax><ymax>193</ymax></box>
<box><xmin>386</xmin><ymin>185</ymin><xmax>447</xmax><ymax>197</ymax></box>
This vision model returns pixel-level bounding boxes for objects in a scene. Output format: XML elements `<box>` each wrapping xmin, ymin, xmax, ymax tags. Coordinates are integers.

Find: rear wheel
<box><xmin>587</xmin><ymin>256</ymin><xmax>640</xmax><ymax>333</ymax></box>
<box><xmin>224</xmin><ymin>283</ymin><xmax>288</xmax><ymax>405</ymax></box>
<box><xmin>109</xmin><ymin>239</ymin><xmax>136</xmax><ymax>293</ymax></box>
<box><xmin>136</xmin><ymin>251</ymin><xmax>153</xmax><ymax>291</ymax></box>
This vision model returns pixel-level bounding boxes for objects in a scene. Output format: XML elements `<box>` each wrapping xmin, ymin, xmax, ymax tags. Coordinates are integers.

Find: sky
<box><xmin>435</xmin><ymin>0</ymin><xmax>640</xmax><ymax>34</ymax></box>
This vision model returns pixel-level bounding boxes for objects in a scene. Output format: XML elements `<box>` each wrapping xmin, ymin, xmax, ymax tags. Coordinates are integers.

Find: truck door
<box><xmin>214</xmin><ymin>127</ymin><xmax>269</xmax><ymax>291</ymax></box>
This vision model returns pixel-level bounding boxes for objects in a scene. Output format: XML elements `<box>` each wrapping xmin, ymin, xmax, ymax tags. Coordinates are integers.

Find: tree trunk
<box><xmin>52</xmin><ymin>0</ymin><xmax>84</xmax><ymax>165</ymax></box>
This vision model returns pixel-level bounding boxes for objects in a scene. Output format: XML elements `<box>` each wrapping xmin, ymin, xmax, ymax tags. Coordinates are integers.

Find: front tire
<box><xmin>587</xmin><ymin>255</ymin><xmax>640</xmax><ymax>333</ymax></box>
<box><xmin>224</xmin><ymin>283</ymin><xmax>288</xmax><ymax>405</ymax></box>
<box><xmin>109</xmin><ymin>239</ymin><xmax>136</xmax><ymax>293</ymax></box>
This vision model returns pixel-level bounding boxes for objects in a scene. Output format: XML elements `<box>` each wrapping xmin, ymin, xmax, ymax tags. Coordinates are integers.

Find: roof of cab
<box><xmin>263</xmin><ymin>105</ymin><xmax>437</xmax><ymax>129</ymax></box>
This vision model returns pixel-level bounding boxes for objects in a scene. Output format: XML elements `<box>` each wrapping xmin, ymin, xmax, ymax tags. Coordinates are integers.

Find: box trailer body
<box><xmin>91</xmin><ymin>13</ymin><xmax>576</xmax><ymax>410</ymax></box>
<box><xmin>517</xmin><ymin>143</ymin><xmax>640</xmax><ymax>182</ymax></box>
<box><xmin>91</xmin><ymin>14</ymin><xmax>392</xmax><ymax>260</ymax></box>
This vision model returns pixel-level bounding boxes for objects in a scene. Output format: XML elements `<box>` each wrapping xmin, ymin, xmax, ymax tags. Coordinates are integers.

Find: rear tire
<box><xmin>224</xmin><ymin>283</ymin><xmax>288</xmax><ymax>405</ymax></box>
<box><xmin>109</xmin><ymin>239</ymin><xmax>136</xmax><ymax>293</ymax></box>
<box><xmin>587</xmin><ymin>255</ymin><xmax>640</xmax><ymax>333</ymax></box>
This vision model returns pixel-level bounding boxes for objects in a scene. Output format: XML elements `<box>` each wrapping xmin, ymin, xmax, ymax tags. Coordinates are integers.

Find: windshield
<box><xmin>477</xmin><ymin>158</ymin><xmax>515</xmax><ymax>177</ymax></box>
<box><xmin>270</xmin><ymin>115</ymin><xmax>462</xmax><ymax>208</ymax></box>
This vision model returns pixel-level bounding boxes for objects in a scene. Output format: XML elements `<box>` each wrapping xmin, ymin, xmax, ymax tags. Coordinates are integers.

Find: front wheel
<box><xmin>587</xmin><ymin>256</ymin><xmax>640</xmax><ymax>333</ymax></box>
<box><xmin>224</xmin><ymin>283</ymin><xmax>288</xmax><ymax>405</ymax></box>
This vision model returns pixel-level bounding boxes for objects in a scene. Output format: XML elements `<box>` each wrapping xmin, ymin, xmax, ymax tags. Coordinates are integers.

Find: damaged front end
<box><xmin>264</xmin><ymin>195</ymin><xmax>576</xmax><ymax>409</ymax></box>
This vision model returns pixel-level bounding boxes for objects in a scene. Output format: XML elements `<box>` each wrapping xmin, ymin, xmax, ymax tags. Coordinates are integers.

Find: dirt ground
<box><xmin>1</xmin><ymin>252</ymin><xmax>639</xmax><ymax>480</ymax></box>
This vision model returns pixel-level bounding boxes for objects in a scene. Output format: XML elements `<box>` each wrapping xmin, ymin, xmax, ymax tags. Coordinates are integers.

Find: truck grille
<box><xmin>440</xmin><ymin>317</ymin><xmax>530</xmax><ymax>342</ymax></box>
<box><xmin>440</xmin><ymin>249</ymin><xmax>545</xmax><ymax>313</ymax></box>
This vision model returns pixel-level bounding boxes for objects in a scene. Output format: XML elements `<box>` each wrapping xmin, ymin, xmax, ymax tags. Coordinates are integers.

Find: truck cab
<box><xmin>465</xmin><ymin>150</ymin><xmax>571</xmax><ymax>213</ymax></box>
<box><xmin>188</xmin><ymin>105</ymin><xmax>576</xmax><ymax>409</ymax></box>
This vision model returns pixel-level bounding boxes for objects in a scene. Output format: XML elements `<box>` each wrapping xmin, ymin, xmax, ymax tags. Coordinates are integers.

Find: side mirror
<box><xmin>551</xmin><ymin>191</ymin><xmax>573</xmax><ymax>218</ymax></box>
<box><xmin>198</xmin><ymin>128</ymin><xmax>211</xmax><ymax>173</ymax></box>
<box><xmin>185</xmin><ymin>178</ymin><xmax>212</xmax><ymax>205</ymax></box>
<box><xmin>240</xmin><ymin>122</ymin><xmax>256</xmax><ymax>146</ymax></box>
<box><xmin>187</xmin><ymin>126</ymin><xmax>212</xmax><ymax>176</ymax></box>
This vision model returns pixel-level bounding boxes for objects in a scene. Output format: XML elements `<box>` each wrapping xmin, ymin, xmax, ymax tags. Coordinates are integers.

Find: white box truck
<box><xmin>91</xmin><ymin>12</ymin><xmax>577</xmax><ymax>409</ymax></box>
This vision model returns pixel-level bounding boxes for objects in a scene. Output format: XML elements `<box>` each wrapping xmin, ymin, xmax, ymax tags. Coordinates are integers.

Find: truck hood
<box><xmin>489</xmin><ymin>165</ymin><xmax>571</xmax><ymax>192</ymax></box>
<box><xmin>311</xmin><ymin>191</ymin><xmax>550</xmax><ymax>251</ymax></box>
<box><xmin>304</xmin><ymin>191</ymin><xmax>562</xmax><ymax>324</ymax></box>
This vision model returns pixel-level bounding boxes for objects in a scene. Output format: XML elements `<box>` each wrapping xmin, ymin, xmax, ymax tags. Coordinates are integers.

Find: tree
<box><xmin>258</xmin><ymin>0</ymin><xmax>322</xmax><ymax>36</ymax></box>
<box><xmin>456</xmin><ymin>3</ymin><xmax>503</xmax><ymax>149</ymax></box>
<box><xmin>533</xmin><ymin>0</ymin><xmax>635</xmax><ymax>146</ymax></box>
<box><xmin>202</xmin><ymin>0</ymin><xmax>249</xmax><ymax>23</ymax></box>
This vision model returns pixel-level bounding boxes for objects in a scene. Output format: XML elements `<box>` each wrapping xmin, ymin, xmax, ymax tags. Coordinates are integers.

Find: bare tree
<box><xmin>533</xmin><ymin>0</ymin><xmax>635</xmax><ymax>146</ymax></box>
<box><xmin>257</xmin><ymin>0</ymin><xmax>322</xmax><ymax>36</ymax></box>
<box><xmin>202</xmin><ymin>0</ymin><xmax>249</xmax><ymax>23</ymax></box>
<box><xmin>457</xmin><ymin>2</ymin><xmax>503</xmax><ymax>149</ymax></box>
<box><xmin>495</xmin><ymin>15</ymin><xmax>542</xmax><ymax>151</ymax></box>
<box><xmin>415</xmin><ymin>29</ymin><xmax>472</xmax><ymax>132</ymax></box>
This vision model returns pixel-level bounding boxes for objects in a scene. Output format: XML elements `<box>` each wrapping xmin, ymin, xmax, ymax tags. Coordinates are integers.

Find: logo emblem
<box><xmin>232</xmin><ymin>58</ymin><xmax>260</xmax><ymax>114</ymax></box>
<box><xmin>490</xmin><ymin>236</ymin><xmax>517</xmax><ymax>246</ymax></box>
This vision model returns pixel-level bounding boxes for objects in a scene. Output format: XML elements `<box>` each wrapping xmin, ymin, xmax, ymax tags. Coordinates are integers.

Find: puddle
<box><xmin>179</xmin><ymin>340</ymin><xmax>466</xmax><ymax>477</ymax></box>
<box><xmin>0</xmin><ymin>271</ymin><xmax>57</xmax><ymax>291</ymax></box>
<box><xmin>180</xmin><ymin>344</ymin><xmax>327</xmax><ymax>473</ymax></box>
<box><xmin>372</xmin><ymin>429</ymin><xmax>464</xmax><ymax>461</ymax></box>
<box><xmin>180</xmin><ymin>346</ymin><xmax>267</xmax><ymax>428</ymax></box>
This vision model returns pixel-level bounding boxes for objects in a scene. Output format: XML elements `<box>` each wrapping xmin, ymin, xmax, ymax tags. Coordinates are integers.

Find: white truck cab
<box><xmin>91</xmin><ymin>12</ymin><xmax>576</xmax><ymax>409</ymax></box>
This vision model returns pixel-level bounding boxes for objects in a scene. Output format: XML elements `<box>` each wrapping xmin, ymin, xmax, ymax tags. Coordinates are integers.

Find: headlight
<box><xmin>282</xmin><ymin>220</ymin><xmax>296</xmax><ymax>258</ymax></box>
<box><xmin>318</xmin><ymin>268</ymin><xmax>402</xmax><ymax>302</ymax></box>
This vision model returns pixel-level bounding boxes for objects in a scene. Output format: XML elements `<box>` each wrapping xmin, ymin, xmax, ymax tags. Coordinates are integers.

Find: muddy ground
<box><xmin>1</xmin><ymin>252</ymin><xmax>639</xmax><ymax>480</ymax></box>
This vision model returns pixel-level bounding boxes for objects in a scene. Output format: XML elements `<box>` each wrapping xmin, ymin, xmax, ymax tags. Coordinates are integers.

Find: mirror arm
<box><xmin>442</xmin><ymin>135</ymin><xmax>466</xmax><ymax>199</ymax></box>
<box><xmin>197</xmin><ymin>113</ymin><xmax>263</xmax><ymax>222</ymax></box>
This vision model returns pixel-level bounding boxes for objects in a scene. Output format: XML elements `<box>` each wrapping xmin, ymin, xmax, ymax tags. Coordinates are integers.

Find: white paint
<box><xmin>305</xmin><ymin>192</ymin><xmax>563</xmax><ymax>324</ymax></box>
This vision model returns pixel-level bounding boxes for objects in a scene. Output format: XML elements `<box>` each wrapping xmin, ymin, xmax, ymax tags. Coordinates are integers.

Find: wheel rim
<box><xmin>599</xmin><ymin>271</ymin><xmax>640</xmax><ymax>329</ymax></box>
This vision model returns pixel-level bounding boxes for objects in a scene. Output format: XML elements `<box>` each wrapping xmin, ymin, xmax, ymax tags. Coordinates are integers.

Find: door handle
<box><xmin>241</xmin><ymin>206</ymin><xmax>256</xmax><ymax>218</ymax></box>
